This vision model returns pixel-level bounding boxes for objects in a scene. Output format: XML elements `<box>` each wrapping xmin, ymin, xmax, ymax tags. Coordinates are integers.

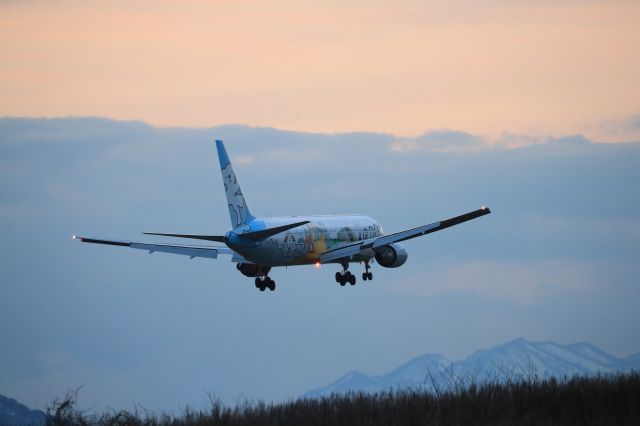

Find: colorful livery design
<box><xmin>75</xmin><ymin>140</ymin><xmax>491</xmax><ymax>291</ymax></box>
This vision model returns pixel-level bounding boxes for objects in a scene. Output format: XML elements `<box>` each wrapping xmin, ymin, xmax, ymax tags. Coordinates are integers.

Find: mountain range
<box><xmin>304</xmin><ymin>338</ymin><xmax>640</xmax><ymax>397</ymax></box>
<box><xmin>0</xmin><ymin>395</ymin><xmax>45</xmax><ymax>426</ymax></box>
<box><xmin>2</xmin><ymin>338</ymin><xmax>638</xmax><ymax>421</ymax></box>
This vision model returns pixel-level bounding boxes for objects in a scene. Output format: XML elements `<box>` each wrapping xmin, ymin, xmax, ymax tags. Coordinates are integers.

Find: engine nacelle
<box><xmin>374</xmin><ymin>243</ymin><xmax>408</xmax><ymax>268</ymax></box>
<box><xmin>236</xmin><ymin>263</ymin><xmax>271</xmax><ymax>277</ymax></box>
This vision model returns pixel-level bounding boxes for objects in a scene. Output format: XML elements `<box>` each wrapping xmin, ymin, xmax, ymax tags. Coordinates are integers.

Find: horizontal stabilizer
<box><xmin>143</xmin><ymin>232</ymin><xmax>226</xmax><ymax>242</ymax></box>
<box><xmin>238</xmin><ymin>220</ymin><xmax>310</xmax><ymax>241</ymax></box>
<box><xmin>75</xmin><ymin>236</ymin><xmax>129</xmax><ymax>247</ymax></box>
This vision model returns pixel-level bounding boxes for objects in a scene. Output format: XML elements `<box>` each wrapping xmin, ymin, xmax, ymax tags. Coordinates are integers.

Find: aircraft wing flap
<box><xmin>74</xmin><ymin>236</ymin><xmax>235</xmax><ymax>260</ymax></box>
<box><xmin>369</xmin><ymin>207</ymin><xmax>491</xmax><ymax>248</ymax></box>
<box><xmin>142</xmin><ymin>232</ymin><xmax>226</xmax><ymax>242</ymax></box>
<box><xmin>319</xmin><ymin>242</ymin><xmax>363</xmax><ymax>264</ymax></box>
<box><xmin>130</xmin><ymin>242</ymin><xmax>221</xmax><ymax>259</ymax></box>
<box><xmin>368</xmin><ymin>222</ymin><xmax>441</xmax><ymax>249</ymax></box>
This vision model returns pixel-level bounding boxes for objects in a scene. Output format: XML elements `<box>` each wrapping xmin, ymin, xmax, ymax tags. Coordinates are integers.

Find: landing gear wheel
<box><xmin>362</xmin><ymin>261</ymin><xmax>373</xmax><ymax>282</ymax></box>
<box><xmin>256</xmin><ymin>277</ymin><xmax>274</xmax><ymax>292</ymax></box>
<box><xmin>348</xmin><ymin>273</ymin><xmax>356</xmax><ymax>285</ymax></box>
<box><xmin>335</xmin><ymin>272</ymin><xmax>342</xmax><ymax>283</ymax></box>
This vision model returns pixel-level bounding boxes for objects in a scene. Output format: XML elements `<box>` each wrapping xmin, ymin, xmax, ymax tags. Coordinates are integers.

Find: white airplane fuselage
<box><xmin>226</xmin><ymin>215</ymin><xmax>382</xmax><ymax>267</ymax></box>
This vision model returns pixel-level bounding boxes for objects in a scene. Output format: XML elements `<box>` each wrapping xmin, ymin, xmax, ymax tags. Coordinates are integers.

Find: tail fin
<box><xmin>215</xmin><ymin>140</ymin><xmax>255</xmax><ymax>228</ymax></box>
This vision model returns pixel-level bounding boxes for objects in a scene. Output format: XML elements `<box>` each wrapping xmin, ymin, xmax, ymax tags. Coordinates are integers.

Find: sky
<box><xmin>1</xmin><ymin>0</ymin><xmax>640</xmax><ymax>414</ymax></box>
<box><xmin>1</xmin><ymin>0</ymin><xmax>640</xmax><ymax>141</ymax></box>
<box><xmin>1</xmin><ymin>118</ymin><xmax>639</xmax><ymax>413</ymax></box>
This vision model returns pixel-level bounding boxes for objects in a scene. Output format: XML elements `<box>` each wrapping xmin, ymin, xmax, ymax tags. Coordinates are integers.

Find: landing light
<box><xmin>315</xmin><ymin>261</ymin><xmax>321</xmax><ymax>268</ymax></box>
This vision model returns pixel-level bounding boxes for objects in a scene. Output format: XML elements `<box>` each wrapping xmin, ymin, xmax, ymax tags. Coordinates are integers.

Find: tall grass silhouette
<box><xmin>46</xmin><ymin>372</ymin><xmax>640</xmax><ymax>426</ymax></box>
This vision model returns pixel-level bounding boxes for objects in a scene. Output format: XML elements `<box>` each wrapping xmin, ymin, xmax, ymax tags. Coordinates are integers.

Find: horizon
<box><xmin>3</xmin><ymin>114</ymin><xmax>640</xmax><ymax>144</ymax></box>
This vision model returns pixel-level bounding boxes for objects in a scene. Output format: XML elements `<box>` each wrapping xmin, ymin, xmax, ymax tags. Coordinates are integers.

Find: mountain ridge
<box><xmin>0</xmin><ymin>394</ymin><xmax>46</xmax><ymax>426</ymax></box>
<box><xmin>304</xmin><ymin>338</ymin><xmax>639</xmax><ymax>398</ymax></box>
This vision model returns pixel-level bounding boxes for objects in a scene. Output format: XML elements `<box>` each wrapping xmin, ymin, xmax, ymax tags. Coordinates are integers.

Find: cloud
<box><xmin>393</xmin><ymin>260</ymin><xmax>597</xmax><ymax>304</ymax></box>
<box><xmin>391</xmin><ymin>129</ymin><xmax>605</xmax><ymax>153</ymax></box>
<box><xmin>599</xmin><ymin>114</ymin><xmax>640</xmax><ymax>141</ymax></box>
<box><xmin>495</xmin><ymin>132</ymin><xmax>547</xmax><ymax>149</ymax></box>
<box><xmin>232</xmin><ymin>155</ymin><xmax>254</xmax><ymax>164</ymax></box>
<box><xmin>628</xmin><ymin>115</ymin><xmax>640</xmax><ymax>130</ymax></box>
<box><xmin>390</xmin><ymin>130</ymin><xmax>487</xmax><ymax>153</ymax></box>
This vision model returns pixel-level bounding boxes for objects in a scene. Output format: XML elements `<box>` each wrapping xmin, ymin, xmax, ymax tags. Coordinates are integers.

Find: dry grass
<box><xmin>46</xmin><ymin>372</ymin><xmax>640</xmax><ymax>426</ymax></box>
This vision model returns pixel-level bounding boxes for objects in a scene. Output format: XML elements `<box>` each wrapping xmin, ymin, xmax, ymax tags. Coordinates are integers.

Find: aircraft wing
<box><xmin>73</xmin><ymin>236</ymin><xmax>236</xmax><ymax>260</ymax></box>
<box><xmin>320</xmin><ymin>207</ymin><xmax>490</xmax><ymax>263</ymax></box>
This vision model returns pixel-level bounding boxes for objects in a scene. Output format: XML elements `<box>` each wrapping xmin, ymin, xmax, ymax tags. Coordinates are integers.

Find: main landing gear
<box><xmin>255</xmin><ymin>276</ymin><xmax>276</xmax><ymax>292</ymax></box>
<box><xmin>362</xmin><ymin>261</ymin><xmax>373</xmax><ymax>281</ymax></box>
<box><xmin>335</xmin><ymin>261</ymin><xmax>373</xmax><ymax>286</ymax></box>
<box><xmin>335</xmin><ymin>270</ymin><xmax>356</xmax><ymax>286</ymax></box>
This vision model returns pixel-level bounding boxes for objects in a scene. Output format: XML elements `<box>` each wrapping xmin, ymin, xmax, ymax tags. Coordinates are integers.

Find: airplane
<box><xmin>74</xmin><ymin>140</ymin><xmax>491</xmax><ymax>291</ymax></box>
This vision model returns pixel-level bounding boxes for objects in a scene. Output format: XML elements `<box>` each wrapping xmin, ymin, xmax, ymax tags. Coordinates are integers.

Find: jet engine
<box><xmin>236</xmin><ymin>263</ymin><xmax>271</xmax><ymax>277</ymax></box>
<box><xmin>374</xmin><ymin>243</ymin><xmax>408</xmax><ymax>268</ymax></box>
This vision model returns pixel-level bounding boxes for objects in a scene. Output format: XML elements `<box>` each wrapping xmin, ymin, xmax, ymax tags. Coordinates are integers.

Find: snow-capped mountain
<box><xmin>456</xmin><ymin>338</ymin><xmax>624</xmax><ymax>380</ymax></box>
<box><xmin>304</xmin><ymin>338</ymin><xmax>639</xmax><ymax>398</ymax></box>
<box><xmin>379</xmin><ymin>353</ymin><xmax>451</xmax><ymax>389</ymax></box>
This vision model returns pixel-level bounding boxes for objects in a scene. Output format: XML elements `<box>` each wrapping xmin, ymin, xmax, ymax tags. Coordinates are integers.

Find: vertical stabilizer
<box><xmin>215</xmin><ymin>140</ymin><xmax>255</xmax><ymax>228</ymax></box>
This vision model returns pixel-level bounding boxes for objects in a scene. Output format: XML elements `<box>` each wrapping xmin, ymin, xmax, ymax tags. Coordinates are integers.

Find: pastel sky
<box><xmin>2</xmin><ymin>0</ymin><xmax>640</xmax><ymax>413</ymax></box>
<box><xmin>1</xmin><ymin>0</ymin><xmax>639</xmax><ymax>140</ymax></box>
